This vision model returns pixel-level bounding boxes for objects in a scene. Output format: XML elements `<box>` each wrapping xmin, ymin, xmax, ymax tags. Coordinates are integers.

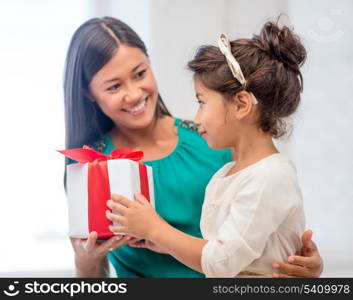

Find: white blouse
<box><xmin>200</xmin><ymin>153</ymin><xmax>305</xmax><ymax>277</ymax></box>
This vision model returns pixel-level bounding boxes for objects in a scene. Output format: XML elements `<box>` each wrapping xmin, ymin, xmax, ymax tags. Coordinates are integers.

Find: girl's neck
<box><xmin>109</xmin><ymin>115</ymin><xmax>175</xmax><ymax>149</ymax></box>
<box><xmin>229</xmin><ymin>129</ymin><xmax>278</xmax><ymax>174</ymax></box>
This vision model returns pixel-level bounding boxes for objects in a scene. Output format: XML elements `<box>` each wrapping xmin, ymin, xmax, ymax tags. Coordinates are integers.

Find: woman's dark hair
<box><xmin>187</xmin><ymin>20</ymin><xmax>307</xmax><ymax>138</ymax></box>
<box><xmin>64</xmin><ymin>17</ymin><xmax>171</xmax><ymax>161</ymax></box>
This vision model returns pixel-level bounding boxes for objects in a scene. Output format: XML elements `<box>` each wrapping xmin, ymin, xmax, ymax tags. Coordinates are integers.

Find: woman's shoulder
<box><xmin>174</xmin><ymin>118</ymin><xmax>201</xmax><ymax>144</ymax></box>
<box><xmin>176</xmin><ymin>118</ymin><xmax>200</xmax><ymax>133</ymax></box>
<box><xmin>175</xmin><ymin>117</ymin><xmax>207</xmax><ymax>147</ymax></box>
<box><xmin>87</xmin><ymin>135</ymin><xmax>108</xmax><ymax>153</ymax></box>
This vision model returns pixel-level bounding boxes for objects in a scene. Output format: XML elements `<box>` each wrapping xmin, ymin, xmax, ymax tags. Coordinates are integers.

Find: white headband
<box><xmin>217</xmin><ymin>33</ymin><xmax>258</xmax><ymax>105</ymax></box>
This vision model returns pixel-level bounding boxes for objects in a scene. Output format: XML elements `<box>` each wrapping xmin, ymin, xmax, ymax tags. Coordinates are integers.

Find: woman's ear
<box><xmin>85</xmin><ymin>91</ymin><xmax>96</xmax><ymax>103</ymax></box>
<box><xmin>232</xmin><ymin>91</ymin><xmax>255</xmax><ymax>120</ymax></box>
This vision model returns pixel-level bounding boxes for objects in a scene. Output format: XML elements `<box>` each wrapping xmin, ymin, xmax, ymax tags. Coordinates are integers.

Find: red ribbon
<box><xmin>58</xmin><ymin>145</ymin><xmax>150</xmax><ymax>239</ymax></box>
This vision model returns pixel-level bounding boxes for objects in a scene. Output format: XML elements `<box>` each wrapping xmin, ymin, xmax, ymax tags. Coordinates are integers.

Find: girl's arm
<box><xmin>149</xmin><ymin>219</ymin><xmax>207</xmax><ymax>273</ymax></box>
<box><xmin>107</xmin><ymin>193</ymin><xmax>207</xmax><ymax>273</ymax></box>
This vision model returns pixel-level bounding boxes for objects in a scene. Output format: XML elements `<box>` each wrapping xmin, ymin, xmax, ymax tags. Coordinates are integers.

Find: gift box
<box><xmin>58</xmin><ymin>146</ymin><xmax>154</xmax><ymax>239</ymax></box>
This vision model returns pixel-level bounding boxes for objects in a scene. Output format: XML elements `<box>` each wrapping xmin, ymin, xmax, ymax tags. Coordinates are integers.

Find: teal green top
<box><xmin>96</xmin><ymin>118</ymin><xmax>232</xmax><ymax>277</ymax></box>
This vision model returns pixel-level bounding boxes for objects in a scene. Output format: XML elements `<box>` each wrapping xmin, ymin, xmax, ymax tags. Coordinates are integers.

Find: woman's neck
<box><xmin>109</xmin><ymin>115</ymin><xmax>176</xmax><ymax>149</ymax></box>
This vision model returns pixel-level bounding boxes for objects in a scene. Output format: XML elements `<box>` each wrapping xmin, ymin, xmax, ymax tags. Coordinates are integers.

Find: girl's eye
<box><xmin>107</xmin><ymin>83</ymin><xmax>121</xmax><ymax>91</ymax></box>
<box><xmin>135</xmin><ymin>69</ymin><xmax>147</xmax><ymax>79</ymax></box>
<box><xmin>197</xmin><ymin>100</ymin><xmax>204</xmax><ymax>107</ymax></box>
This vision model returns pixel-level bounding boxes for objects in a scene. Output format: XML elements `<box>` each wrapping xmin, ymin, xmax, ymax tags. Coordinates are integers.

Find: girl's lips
<box><xmin>199</xmin><ymin>131</ymin><xmax>207</xmax><ymax>137</ymax></box>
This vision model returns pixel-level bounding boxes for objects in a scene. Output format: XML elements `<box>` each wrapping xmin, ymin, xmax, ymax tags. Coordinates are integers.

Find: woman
<box><xmin>64</xmin><ymin>17</ymin><xmax>323</xmax><ymax>278</ymax></box>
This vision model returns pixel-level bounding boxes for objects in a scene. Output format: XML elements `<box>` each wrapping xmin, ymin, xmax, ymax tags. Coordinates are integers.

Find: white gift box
<box><xmin>66</xmin><ymin>159</ymin><xmax>154</xmax><ymax>239</ymax></box>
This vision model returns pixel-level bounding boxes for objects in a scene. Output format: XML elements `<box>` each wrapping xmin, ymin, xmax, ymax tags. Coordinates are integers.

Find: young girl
<box><xmin>107</xmin><ymin>21</ymin><xmax>308</xmax><ymax>277</ymax></box>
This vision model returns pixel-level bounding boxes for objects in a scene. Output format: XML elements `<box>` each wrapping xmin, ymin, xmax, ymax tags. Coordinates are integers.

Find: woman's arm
<box><xmin>71</xmin><ymin>231</ymin><xmax>132</xmax><ymax>277</ymax></box>
<box><xmin>107</xmin><ymin>193</ymin><xmax>207</xmax><ymax>273</ymax></box>
<box><xmin>272</xmin><ymin>230</ymin><xmax>323</xmax><ymax>278</ymax></box>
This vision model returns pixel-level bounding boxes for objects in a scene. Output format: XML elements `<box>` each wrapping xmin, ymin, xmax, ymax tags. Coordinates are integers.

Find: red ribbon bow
<box><xmin>58</xmin><ymin>145</ymin><xmax>150</xmax><ymax>239</ymax></box>
<box><xmin>57</xmin><ymin>145</ymin><xmax>144</xmax><ymax>163</ymax></box>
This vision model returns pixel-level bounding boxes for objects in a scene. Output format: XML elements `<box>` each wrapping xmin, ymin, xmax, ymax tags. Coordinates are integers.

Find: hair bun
<box><xmin>253</xmin><ymin>21</ymin><xmax>306</xmax><ymax>72</ymax></box>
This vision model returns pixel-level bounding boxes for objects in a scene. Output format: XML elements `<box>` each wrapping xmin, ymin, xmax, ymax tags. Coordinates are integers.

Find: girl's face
<box><xmin>88</xmin><ymin>45</ymin><xmax>159</xmax><ymax>130</ymax></box>
<box><xmin>193</xmin><ymin>78</ymin><xmax>238</xmax><ymax>149</ymax></box>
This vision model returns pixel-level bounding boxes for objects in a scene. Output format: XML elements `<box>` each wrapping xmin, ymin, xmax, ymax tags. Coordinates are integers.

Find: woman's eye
<box><xmin>107</xmin><ymin>83</ymin><xmax>121</xmax><ymax>91</ymax></box>
<box><xmin>135</xmin><ymin>69</ymin><xmax>147</xmax><ymax>79</ymax></box>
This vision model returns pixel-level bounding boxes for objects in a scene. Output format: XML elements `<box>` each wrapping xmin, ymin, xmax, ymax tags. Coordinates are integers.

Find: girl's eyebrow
<box><xmin>103</xmin><ymin>62</ymin><xmax>145</xmax><ymax>85</ymax></box>
<box><xmin>196</xmin><ymin>93</ymin><xmax>203</xmax><ymax>100</ymax></box>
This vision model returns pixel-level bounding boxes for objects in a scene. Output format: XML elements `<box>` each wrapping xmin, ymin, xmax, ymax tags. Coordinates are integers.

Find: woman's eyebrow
<box><xmin>132</xmin><ymin>62</ymin><xmax>145</xmax><ymax>72</ymax></box>
<box><xmin>103</xmin><ymin>77</ymin><xmax>120</xmax><ymax>84</ymax></box>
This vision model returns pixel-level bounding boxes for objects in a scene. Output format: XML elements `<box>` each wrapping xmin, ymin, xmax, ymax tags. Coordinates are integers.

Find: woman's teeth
<box><xmin>124</xmin><ymin>99</ymin><xmax>147</xmax><ymax>114</ymax></box>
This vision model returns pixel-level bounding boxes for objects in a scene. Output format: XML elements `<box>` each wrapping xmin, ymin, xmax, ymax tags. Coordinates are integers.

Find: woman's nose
<box><xmin>123</xmin><ymin>82</ymin><xmax>143</xmax><ymax>103</ymax></box>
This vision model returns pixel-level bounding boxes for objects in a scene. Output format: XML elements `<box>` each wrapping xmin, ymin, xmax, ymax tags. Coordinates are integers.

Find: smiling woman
<box><xmin>87</xmin><ymin>45</ymin><xmax>159</xmax><ymax>131</ymax></box>
<box><xmin>64</xmin><ymin>17</ymin><xmax>171</xmax><ymax>159</ymax></box>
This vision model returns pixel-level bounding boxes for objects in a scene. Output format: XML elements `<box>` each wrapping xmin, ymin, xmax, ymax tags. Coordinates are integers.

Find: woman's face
<box><xmin>193</xmin><ymin>78</ymin><xmax>238</xmax><ymax>150</ymax></box>
<box><xmin>88</xmin><ymin>45</ymin><xmax>159</xmax><ymax>130</ymax></box>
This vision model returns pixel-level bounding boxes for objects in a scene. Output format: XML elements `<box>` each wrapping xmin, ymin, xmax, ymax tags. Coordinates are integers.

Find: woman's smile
<box><xmin>122</xmin><ymin>96</ymin><xmax>149</xmax><ymax>116</ymax></box>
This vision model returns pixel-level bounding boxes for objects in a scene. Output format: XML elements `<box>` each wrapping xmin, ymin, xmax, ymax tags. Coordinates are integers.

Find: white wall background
<box><xmin>0</xmin><ymin>0</ymin><xmax>92</xmax><ymax>276</ymax></box>
<box><xmin>0</xmin><ymin>0</ymin><xmax>352</xmax><ymax>277</ymax></box>
<box><xmin>288</xmin><ymin>0</ymin><xmax>353</xmax><ymax>277</ymax></box>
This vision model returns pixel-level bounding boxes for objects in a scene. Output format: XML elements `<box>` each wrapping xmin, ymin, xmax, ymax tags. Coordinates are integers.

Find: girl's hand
<box><xmin>272</xmin><ymin>230</ymin><xmax>323</xmax><ymax>278</ymax></box>
<box><xmin>70</xmin><ymin>231</ymin><xmax>133</xmax><ymax>277</ymax></box>
<box><xmin>129</xmin><ymin>239</ymin><xmax>169</xmax><ymax>254</ymax></box>
<box><xmin>106</xmin><ymin>193</ymin><xmax>164</xmax><ymax>240</ymax></box>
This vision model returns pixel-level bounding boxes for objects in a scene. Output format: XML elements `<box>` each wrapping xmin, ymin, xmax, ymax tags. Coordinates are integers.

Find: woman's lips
<box><xmin>122</xmin><ymin>97</ymin><xmax>148</xmax><ymax>115</ymax></box>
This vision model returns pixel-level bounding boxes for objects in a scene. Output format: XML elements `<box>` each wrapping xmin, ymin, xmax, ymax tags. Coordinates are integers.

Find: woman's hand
<box><xmin>128</xmin><ymin>239</ymin><xmax>169</xmax><ymax>254</ymax></box>
<box><xmin>70</xmin><ymin>231</ymin><xmax>133</xmax><ymax>277</ymax></box>
<box><xmin>106</xmin><ymin>193</ymin><xmax>164</xmax><ymax>240</ymax></box>
<box><xmin>272</xmin><ymin>230</ymin><xmax>323</xmax><ymax>278</ymax></box>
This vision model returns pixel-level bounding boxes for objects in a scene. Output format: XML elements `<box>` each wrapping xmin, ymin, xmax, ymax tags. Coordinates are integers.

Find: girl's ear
<box><xmin>232</xmin><ymin>91</ymin><xmax>255</xmax><ymax>120</ymax></box>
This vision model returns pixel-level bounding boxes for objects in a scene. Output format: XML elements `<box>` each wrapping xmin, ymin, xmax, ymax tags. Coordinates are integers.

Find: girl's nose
<box><xmin>193</xmin><ymin>108</ymin><xmax>201</xmax><ymax>125</ymax></box>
